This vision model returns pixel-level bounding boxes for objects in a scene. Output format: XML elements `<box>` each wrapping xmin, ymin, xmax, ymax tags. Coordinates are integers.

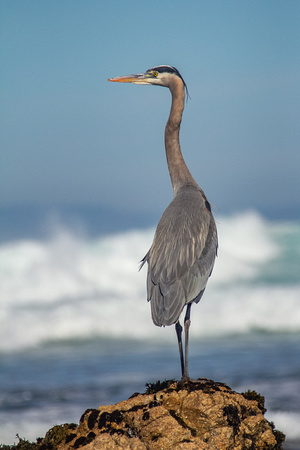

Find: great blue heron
<box><xmin>108</xmin><ymin>65</ymin><xmax>218</xmax><ymax>381</ymax></box>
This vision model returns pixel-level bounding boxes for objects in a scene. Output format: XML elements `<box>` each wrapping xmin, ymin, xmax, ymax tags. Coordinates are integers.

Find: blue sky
<box><xmin>1</xmin><ymin>0</ymin><xmax>300</xmax><ymax>219</ymax></box>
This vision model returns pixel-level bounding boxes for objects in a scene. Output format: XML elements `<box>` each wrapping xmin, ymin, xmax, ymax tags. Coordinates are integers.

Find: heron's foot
<box><xmin>186</xmin><ymin>377</ymin><xmax>201</xmax><ymax>383</ymax></box>
<box><xmin>180</xmin><ymin>375</ymin><xmax>190</xmax><ymax>383</ymax></box>
<box><xmin>179</xmin><ymin>376</ymin><xmax>203</xmax><ymax>385</ymax></box>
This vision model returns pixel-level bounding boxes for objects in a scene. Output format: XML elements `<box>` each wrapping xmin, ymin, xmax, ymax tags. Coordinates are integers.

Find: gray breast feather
<box><xmin>142</xmin><ymin>186</ymin><xmax>218</xmax><ymax>327</ymax></box>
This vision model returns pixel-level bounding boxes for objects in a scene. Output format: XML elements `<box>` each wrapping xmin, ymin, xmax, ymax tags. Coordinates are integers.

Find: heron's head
<box><xmin>108</xmin><ymin>65</ymin><xmax>188</xmax><ymax>95</ymax></box>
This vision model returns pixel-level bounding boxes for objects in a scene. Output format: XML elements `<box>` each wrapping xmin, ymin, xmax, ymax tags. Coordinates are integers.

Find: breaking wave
<box><xmin>1</xmin><ymin>210</ymin><xmax>299</xmax><ymax>351</ymax></box>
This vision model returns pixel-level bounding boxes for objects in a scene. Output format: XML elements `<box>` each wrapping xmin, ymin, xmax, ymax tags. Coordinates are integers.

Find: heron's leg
<box><xmin>175</xmin><ymin>321</ymin><xmax>184</xmax><ymax>378</ymax></box>
<box><xmin>182</xmin><ymin>303</ymin><xmax>192</xmax><ymax>381</ymax></box>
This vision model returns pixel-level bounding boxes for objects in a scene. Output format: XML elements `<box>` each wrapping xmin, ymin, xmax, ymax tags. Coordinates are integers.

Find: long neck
<box><xmin>165</xmin><ymin>78</ymin><xmax>197</xmax><ymax>196</ymax></box>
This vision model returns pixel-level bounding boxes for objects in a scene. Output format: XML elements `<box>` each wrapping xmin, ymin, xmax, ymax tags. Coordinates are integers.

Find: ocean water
<box><xmin>0</xmin><ymin>208</ymin><xmax>299</xmax><ymax>447</ymax></box>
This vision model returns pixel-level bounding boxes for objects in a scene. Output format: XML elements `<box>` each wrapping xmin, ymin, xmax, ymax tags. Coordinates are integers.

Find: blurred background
<box><xmin>1</xmin><ymin>1</ymin><xmax>299</xmax><ymax>447</ymax></box>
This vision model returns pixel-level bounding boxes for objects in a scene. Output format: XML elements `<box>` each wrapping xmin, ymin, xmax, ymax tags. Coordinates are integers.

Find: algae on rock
<box><xmin>1</xmin><ymin>379</ymin><xmax>285</xmax><ymax>450</ymax></box>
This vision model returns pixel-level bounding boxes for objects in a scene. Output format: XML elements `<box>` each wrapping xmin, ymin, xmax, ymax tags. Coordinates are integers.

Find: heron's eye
<box><xmin>153</xmin><ymin>71</ymin><xmax>158</xmax><ymax>77</ymax></box>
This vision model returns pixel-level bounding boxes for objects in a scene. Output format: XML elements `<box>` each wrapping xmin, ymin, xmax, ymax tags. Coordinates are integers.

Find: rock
<box><xmin>8</xmin><ymin>379</ymin><xmax>285</xmax><ymax>449</ymax></box>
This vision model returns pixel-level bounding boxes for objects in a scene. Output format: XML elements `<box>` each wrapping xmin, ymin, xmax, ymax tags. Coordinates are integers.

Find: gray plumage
<box><xmin>141</xmin><ymin>184</ymin><xmax>217</xmax><ymax>326</ymax></box>
<box><xmin>108</xmin><ymin>65</ymin><xmax>218</xmax><ymax>380</ymax></box>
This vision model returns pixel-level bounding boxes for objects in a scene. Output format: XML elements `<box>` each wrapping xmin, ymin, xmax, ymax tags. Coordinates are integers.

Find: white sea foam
<box><xmin>265</xmin><ymin>410</ymin><xmax>300</xmax><ymax>441</ymax></box>
<box><xmin>1</xmin><ymin>211</ymin><xmax>299</xmax><ymax>351</ymax></box>
<box><xmin>0</xmin><ymin>406</ymin><xmax>83</xmax><ymax>445</ymax></box>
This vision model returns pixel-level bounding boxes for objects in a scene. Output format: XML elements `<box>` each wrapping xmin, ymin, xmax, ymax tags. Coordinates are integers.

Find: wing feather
<box><xmin>143</xmin><ymin>185</ymin><xmax>218</xmax><ymax>326</ymax></box>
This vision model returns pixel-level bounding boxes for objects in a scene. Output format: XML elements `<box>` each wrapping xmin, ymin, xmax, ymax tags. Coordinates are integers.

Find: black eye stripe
<box><xmin>148</xmin><ymin>65</ymin><xmax>180</xmax><ymax>77</ymax></box>
<box><xmin>146</xmin><ymin>65</ymin><xmax>189</xmax><ymax>98</ymax></box>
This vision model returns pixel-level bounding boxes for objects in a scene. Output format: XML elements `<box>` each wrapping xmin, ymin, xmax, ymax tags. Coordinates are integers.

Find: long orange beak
<box><xmin>108</xmin><ymin>73</ymin><xmax>150</xmax><ymax>85</ymax></box>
